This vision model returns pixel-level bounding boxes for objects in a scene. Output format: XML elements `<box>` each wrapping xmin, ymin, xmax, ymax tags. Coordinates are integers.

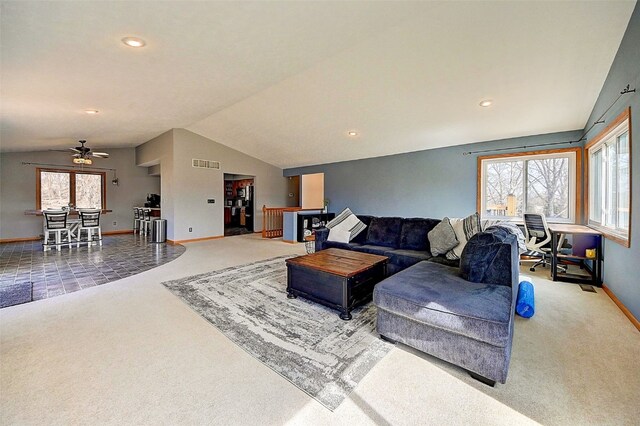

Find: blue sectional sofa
<box><xmin>314</xmin><ymin>216</ymin><xmax>459</xmax><ymax>275</ymax></box>
<box><xmin>315</xmin><ymin>215</ymin><xmax>519</xmax><ymax>386</ymax></box>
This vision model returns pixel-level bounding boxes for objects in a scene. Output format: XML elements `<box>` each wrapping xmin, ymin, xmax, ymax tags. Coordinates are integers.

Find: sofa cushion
<box><xmin>386</xmin><ymin>263</ymin><xmax>404</xmax><ymax>277</ymax></box>
<box><xmin>399</xmin><ymin>218</ymin><xmax>441</xmax><ymax>251</ymax></box>
<box><xmin>428</xmin><ymin>217</ymin><xmax>458</xmax><ymax>256</ymax></box>
<box><xmin>385</xmin><ymin>249</ymin><xmax>432</xmax><ymax>270</ymax></box>
<box><xmin>365</xmin><ymin>217</ymin><xmax>403</xmax><ymax>248</ymax></box>
<box><xmin>351</xmin><ymin>215</ymin><xmax>375</xmax><ymax>244</ymax></box>
<box><xmin>323</xmin><ymin>240</ymin><xmax>360</xmax><ymax>251</ymax></box>
<box><xmin>353</xmin><ymin>244</ymin><xmax>391</xmax><ymax>256</ymax></box>
<box><xmin>374</xmin><ymin>261</ymin><xmax>513</xmax><ymax>347</ymax></box>
<box><xmin>428</xmin><ymin>255</ymin><xmax>460</xmax><ymax>268</ymax></box>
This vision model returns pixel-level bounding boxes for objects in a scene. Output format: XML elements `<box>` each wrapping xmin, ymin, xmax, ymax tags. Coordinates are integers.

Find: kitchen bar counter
<box><xmin>135</xmin><ymin>207</ymin><xmax>161</xmax><ymax>218</ymax></box>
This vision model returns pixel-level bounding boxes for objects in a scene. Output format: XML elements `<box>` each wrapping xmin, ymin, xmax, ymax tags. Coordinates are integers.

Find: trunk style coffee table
<box><xmin>286</xmin><ymin>248</ymin><xmax>388</xmax><ymax>320</ymax></box>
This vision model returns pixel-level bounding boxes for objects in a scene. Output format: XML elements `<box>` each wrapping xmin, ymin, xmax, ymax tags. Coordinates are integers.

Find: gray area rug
<box><xmin>0</xmin><ymin>281</ymin><xmax>32</xmax><ymax>308</ymax></box>
<box><xmin>162</xmin><ymin>256</ymin><xmax>391</xmax><ymax>410</ymax></box>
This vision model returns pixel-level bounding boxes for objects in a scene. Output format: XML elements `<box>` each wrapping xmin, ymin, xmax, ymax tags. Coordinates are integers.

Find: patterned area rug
<box><xmin>162</xmin><ymin>256</ymin><xmax>391</xmax><ymax>411</ymax></box>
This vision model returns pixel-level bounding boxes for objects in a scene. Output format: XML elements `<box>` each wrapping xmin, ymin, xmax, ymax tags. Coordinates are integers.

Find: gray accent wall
<box><xmin>285</xmin><ymin>130</ymin><xmax>582</xmax><ymax>218</ymax></box>
<box><xmin>582</xmin><ymin>2</ymin><xmax>640</xmax><ymax>321</ymax></box>
<box><xmin>285</xmin><ymin>2</ymin><xmax>640</xmax><ymax>322</ymax></box>
<box><xmin>0</xmin><ymin>148</ymin><xmax>160</xmax><ymax>240</ymax></box>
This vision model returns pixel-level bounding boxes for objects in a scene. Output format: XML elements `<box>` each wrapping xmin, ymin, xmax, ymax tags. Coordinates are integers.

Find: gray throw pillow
<box><xmin>428</xmin><ymin>217</ymin><xmax>459</xmax><ymax>256</ymax></box>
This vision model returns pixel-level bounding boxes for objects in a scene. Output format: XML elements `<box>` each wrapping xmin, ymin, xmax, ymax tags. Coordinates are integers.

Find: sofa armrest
<box><xmin>315</xmin><ymin>227</ymin><xmax>330</xmax><ymax>252</ymax></box>
<box><xmin>460</xmin><ymin>228</ymin><xmax>519</xmax><ymax>288</ymax></box>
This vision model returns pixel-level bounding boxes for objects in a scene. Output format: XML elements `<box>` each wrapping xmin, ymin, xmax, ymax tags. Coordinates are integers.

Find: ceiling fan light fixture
<box><xmin>122</xmin><ymin>37</ymin><xmax>146</xmax><ymax>48</ymax></box>
<box><xmin>73</xmin><ymin>157</ymin><xmax>92</xmax><ymax>165</ymax></box>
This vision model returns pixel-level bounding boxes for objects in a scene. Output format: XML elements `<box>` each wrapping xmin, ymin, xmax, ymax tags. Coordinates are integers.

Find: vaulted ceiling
<box><xmin>1</xmin><ymin>1</ymin><xmax>636</xmax><ymax>168</ymax></box>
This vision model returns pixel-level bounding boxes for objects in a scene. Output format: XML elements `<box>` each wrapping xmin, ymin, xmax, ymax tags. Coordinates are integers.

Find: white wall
<box><xmin>301</xmin><ymin>173</ymin><xmax>324</xmax><ymax>209</ymax></box>
<box><xmin>135</xmin><ymin>128</ymin><xmax>288</xmax><ymax>241</ymax></box>
<box><xmin>135</xmin><ymin>130</ymin><xmax>175</xmax><ymax>238</ymax></box>
<box><xmin>0</xmin><ymin>148</ymin><xmax>160</xmax><ymax>240</ymax></box>
<box><xmin>172</xmin><ymin>129</ymin><xmax>288</xmax><ymax>241</ymax></box>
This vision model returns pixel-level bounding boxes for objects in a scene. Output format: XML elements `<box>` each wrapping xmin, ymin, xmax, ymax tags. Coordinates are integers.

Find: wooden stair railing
<box><xmin>262</xmin><ymin>205</ymin><xmax>285</xmax><ymax>238</ymax></box>
<box><xmin>262</xmin><ymin>206</ymin><xmax>301</xmax><ymax>238</ymax></box>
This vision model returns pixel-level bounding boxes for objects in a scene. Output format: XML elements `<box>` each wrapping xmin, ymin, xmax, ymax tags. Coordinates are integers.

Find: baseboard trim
<box><xmin>0</xmin><ymin>236</ymin><xmax>41</xmax><ymax>244</ymax></box>
<box><xmin>602</xmin><ymin>284</ymin><xmax>640</xmax><ymax>332</ymax></box>
<box><xmin>103</xmin><ymin>230</ymin><xmax>134</xmax><ymax>235</ymax></box>
<box><xmin>167</xmin><ymin>235</ymin><xmax>224</xmax><ymax>244</ymax></box>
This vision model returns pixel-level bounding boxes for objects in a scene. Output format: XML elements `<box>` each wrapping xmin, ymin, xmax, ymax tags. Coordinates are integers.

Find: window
<box><xmin>478</xmin><ymin>148</ymin><xmax>580</xmax><ymax>223</ymax></box>
<box><xmin>586</xmin><ymin>108</ymin><xmax>631</xmax><ymax>246</ymax></box>
<box><xmin>37</xmin><ymin>168</ymin><xmax>106</xmax><ymax>210</ymax></box>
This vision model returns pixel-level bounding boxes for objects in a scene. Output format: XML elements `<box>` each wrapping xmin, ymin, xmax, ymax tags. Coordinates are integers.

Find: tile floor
<box><xmin>0</xmin><ymin>234</ymin><xmax>185</xmax><ymax>308</ymax></box>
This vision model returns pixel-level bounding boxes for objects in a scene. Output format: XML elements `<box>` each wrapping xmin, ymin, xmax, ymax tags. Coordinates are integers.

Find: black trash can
<box><xmin>152</xmin><ymin>219</ymin><xmax>167</xmax><ymax>243</ymax></box>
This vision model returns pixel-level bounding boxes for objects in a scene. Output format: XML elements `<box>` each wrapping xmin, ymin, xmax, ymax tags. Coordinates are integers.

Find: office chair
<box><xmin>523</xmin><ymin>213</ymin><xmax>567</xmax><ymax>273</ymax></box>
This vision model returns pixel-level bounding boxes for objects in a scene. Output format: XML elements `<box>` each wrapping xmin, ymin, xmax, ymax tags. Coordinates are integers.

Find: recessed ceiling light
<box><xmin>348</xmin><ymin>131</ymin><xmax>358</xmax><ymax>137</ymax></box>
<box><xmin>122</xmin><ymin>37</ymin><xmax>146</xmax><ymax>48</ymax></box>
<box><xmin>479</xmin><ymin>100</ymin><xmax>493</xmax><ymax>107</ymax></box>
<box><xmin>84</xmin><ymin>109</ymin><xmax>99</xmax><ymax>114</ymax></box>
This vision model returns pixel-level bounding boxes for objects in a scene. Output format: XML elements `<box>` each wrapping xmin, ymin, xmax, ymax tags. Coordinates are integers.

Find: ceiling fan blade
<box><xmin>70</xmin><ymin>147</ymin><xmax>82</xmax><ymax>153</ymax></box>
<box><xmin>91</xmin><ymin>152</ymin><xmax>109</xmax><ymax>158</ymax></box>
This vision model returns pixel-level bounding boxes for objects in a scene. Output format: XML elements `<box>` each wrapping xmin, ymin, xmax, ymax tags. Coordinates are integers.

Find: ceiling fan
<box><xmin>69</xmin><ymin>140</ymin><xmax>109</xmax><ymax>164</ymax></box>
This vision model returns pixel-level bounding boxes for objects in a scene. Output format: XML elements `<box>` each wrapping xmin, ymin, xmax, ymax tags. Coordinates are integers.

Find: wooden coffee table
<box><xmin>285</xmin><ymin>248</ymin><xmax>388</xmax><ymax>320</ymax></box>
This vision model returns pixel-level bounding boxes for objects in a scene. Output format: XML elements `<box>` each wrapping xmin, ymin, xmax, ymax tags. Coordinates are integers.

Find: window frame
<box><xmin>36</xmin><ymin>168</ymin><xmax>107</xmax><ymax>210</ymax></box>
<box><xmin>476</xmin><ymin>147</ymin><xmax>582</xmax><ymax>224</ymax></box>
<box><xmin>585</xmin><ymin>107</ymin><xmax>632</xmax><ymax>247</ymax></box>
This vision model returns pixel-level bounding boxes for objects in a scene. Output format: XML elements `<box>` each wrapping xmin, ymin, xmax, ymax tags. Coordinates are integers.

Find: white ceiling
<box><xmin>1</xmin><ymin>1</ymin><xmax>636</xmax><ymax>168</ymax></box>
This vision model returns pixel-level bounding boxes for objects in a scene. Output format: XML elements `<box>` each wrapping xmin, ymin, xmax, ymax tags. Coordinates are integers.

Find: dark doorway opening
<box><xmin>224</xmin><ymin>174</ymin><xmax>255</xmax><ymax>237</ymax></box>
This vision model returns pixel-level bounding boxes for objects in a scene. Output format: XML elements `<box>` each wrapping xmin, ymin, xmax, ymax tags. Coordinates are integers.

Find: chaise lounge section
<box><xmin>373</xmin><ymin>228</ymin><xmax>519</xmax><ymax>385</ymax></box>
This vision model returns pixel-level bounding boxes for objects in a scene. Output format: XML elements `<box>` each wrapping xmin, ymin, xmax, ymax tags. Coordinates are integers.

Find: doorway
<box><xmin>224</xmin><ymin>174</ymin><xmax>255</xmax><ymax>237</ymax></box>
<box><xmin>286</xmin><ymin>176</ymin><xmax>300</xmax><ymax>207</ymax></box>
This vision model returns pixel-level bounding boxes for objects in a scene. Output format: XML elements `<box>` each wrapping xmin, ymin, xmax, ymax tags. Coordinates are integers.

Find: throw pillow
<box><xmin>446</xmin><ymin>212</ymin><xmax>481</xmax><ymax>260</ymax></box>
<box><xmin>328</xmin><ymin>228</ymin><xmax>351</xmax><ymax>244</ymax></box>
<box><xmin>326</xmin><ymin>208</ymin><xmax>367</xmax><ymax>242</ymax></box>
<box><xmin>428</xmin><ymin>217</ymin><xmax>459</xmax><ymax>256</ymax></box>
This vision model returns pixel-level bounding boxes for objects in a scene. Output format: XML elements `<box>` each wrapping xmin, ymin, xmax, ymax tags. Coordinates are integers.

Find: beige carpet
<box><xmin>1</xmin><ymin>234</ymin><xmax>639</xmax><ymax>425</ymax></box>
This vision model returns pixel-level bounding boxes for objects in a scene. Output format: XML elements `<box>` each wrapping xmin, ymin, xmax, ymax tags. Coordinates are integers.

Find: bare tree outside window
<box><xmin>484</xmin><ymin>160</ymin><xmax>523</xmax><ymax>217</ymax></box>
<box><xmin>481</xmin><ymin>151</ymin><xmax>575</xmax><ymax>222</ymax></box>
<box><xmin>527</xmin><ymin>157</ymin><xmax>569</xmax><ymax>219</ymax></box>
<box><xmin>75</xmin><ymin>174</ymin><xmax>102</xmax><ymax>209</ymax></box>
<box><xmin>38</xmin><ymin>169</ymin><xmax>104</xmax><ymax>210</ymax></box>
<box><xmin>40</xmin><ymin>171</ymin><xmax>70</xmax><ymax>210</ymax></box>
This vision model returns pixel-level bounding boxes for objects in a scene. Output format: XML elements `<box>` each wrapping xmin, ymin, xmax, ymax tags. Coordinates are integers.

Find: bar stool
<box><xmin>77</xmin><ymin>209</ymin><xmax>102</xmax><ymax>247</ymax></box>
<box><xmin>43</xmin><ymin>210</ymin><xmax>72</xmax><ymax>251</ymax></box>
<box><xmin>140</xmin><ymin>208</ymin><xmax>152</xmax><ymax>235</ymax></box>
<box><xmin>133</xmin><ymin>208</ymin><xmax>141</xmax><ymax>234</ymax></box>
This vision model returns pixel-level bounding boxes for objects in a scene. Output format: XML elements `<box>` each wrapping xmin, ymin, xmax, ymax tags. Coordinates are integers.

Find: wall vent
<box><xmin>192</xmin><ymin>159</ymin><xmax>220</xmax><ymax>170</ymax></box>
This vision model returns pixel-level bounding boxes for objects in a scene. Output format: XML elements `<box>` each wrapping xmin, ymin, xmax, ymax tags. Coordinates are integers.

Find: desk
<box><xmin>548</xmin><ymin>224</ymin><xmax>602</xmax><ymax>286</ymax></box>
